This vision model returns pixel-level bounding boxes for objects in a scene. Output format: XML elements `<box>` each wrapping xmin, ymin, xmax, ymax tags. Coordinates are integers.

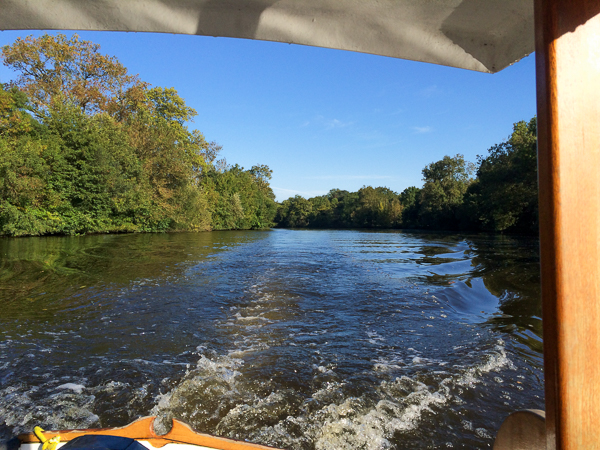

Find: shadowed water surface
<box><xmin>0</xmin><ymin>230</ymin><xmax>542</xmax><ymax>449</ymax></box>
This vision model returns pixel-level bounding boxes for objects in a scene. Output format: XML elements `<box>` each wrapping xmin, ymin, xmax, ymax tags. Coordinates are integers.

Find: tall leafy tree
<box><xmin>123</xmin><ymin>86</ymin><xmax>213</xmax><ymax>231</ymax></box>
<box><xmin>418</xmin><ymin>154</ymin><xmax>474</xmax><ymax>229</ymax></box>
<box><xmin>0</xmin><ymin>85</ymin><xmax>38</xmax><ymax>136</ymax></box>
<box><xmin>464</xmin><ymin>118</ymin><xmax>538</xmax><ymax>233</ymax></box>
<box><xmin>42</xmin><ymin>104</ymin><xmax>147</xmax><ymax>233</ymax></box>
<box><xmin>203</xmin><ymin>164</ymin><xmax>276</xmax><ymax>230</ymax></box>
<box><xmin>0</xmin><ymin>34</ymin><xmax>276</xmax><ymax>236</ymax></box>
<box><xmin>0</xmin><ymin>85</ymin><xmax>50</xmax><ymax>235</ymax></box>
<box><xmin>399</xmin><ymin>186</ymin><xmax>421</xmax><ymax>228</ymax></box>
<box><xmin>1</xmin><ymin>34</ymin><xmax>147</xmax><ymax>118</ymax></box>
<box><xmin>276</xmin><ymin>195</ymin><xmax>313</xmax><ymax>228</ymax></box>
<box><xmin>354</xmin><ymin>186</ymin><xmax>402</xmax><ymax>228</ymax></box>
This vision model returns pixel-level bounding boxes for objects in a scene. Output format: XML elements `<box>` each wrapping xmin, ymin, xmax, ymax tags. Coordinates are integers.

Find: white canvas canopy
<box><xmin>0</xmin><ymin>0</ymin><xmax>534</xmax><ymax>73</ymax></box>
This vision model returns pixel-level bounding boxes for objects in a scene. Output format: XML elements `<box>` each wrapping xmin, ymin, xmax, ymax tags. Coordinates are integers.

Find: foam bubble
<box><xmin>56</xmin><ymin>383</ymin><xmax>85</xmax><ymax>394</ymax></box>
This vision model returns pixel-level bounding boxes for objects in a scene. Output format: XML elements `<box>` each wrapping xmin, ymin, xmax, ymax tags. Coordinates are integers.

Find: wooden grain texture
<box><xmin>18</xmin><ymin>417</ymin><xmax>279</xmax><ymax>450</ymax></box>
<box><xmin>535</xmin><ymin>0</ymin><xmax>600</xmax><ymax>448</ymax></box>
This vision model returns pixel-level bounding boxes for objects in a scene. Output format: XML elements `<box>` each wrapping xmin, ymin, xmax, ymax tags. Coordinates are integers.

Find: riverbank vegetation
<box><xmin>0</xmin><ymin>34</ymin><xmax>277</xmax><ymax>236</ymax></box>
<box><xmin>275</xmin><ymin>117</ymin><xmax>538</xmax><ymax>234</ymax></box>
<box><xmin>1</xmin><ymin>34</ymin><xmax>537</xmax><ymax>237</ymax></box>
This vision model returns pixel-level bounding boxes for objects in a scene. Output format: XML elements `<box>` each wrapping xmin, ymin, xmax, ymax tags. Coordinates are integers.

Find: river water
<box><xmin>0</xmin><ymin>230</ymin><xmax>543</xmax><ymax>449</ymax></box>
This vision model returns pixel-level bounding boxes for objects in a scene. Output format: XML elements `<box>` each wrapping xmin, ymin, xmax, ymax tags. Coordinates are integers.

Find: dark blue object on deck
<box><xmin>60</xmin><ymin>435</ymin><xmax>147</xmax><ymax>450</ymax></box>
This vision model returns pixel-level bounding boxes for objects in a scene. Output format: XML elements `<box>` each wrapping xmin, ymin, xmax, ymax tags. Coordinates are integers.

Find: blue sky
<box><xmin>0</xmin><ymin>31</ymin><xmax>536</xmax><ymax>201</ymax></box>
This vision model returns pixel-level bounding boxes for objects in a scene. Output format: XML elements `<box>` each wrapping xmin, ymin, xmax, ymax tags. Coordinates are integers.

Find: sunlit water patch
<box><xmin>0</xmin><ymin>230</ymin><xmax>542</xmax><ymax>449</ymax></box>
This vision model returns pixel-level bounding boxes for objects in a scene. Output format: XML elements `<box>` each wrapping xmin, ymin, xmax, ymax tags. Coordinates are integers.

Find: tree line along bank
<box><xmin>0</xmin><ymin>34</ymin><xmax>277</xmax><ymax>236</ymax></box>
<box><xmin>0</xmin><ymin>34</ymin><xmax>537</xmax><ymax>237</ymax></box>
<box><xmin>276</xmin><ymin>117</ymin><xmax>538</xmax><ymax>235</ymax></box>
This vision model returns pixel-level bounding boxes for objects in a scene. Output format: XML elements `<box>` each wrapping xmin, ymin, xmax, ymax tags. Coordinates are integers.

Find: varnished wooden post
<box><xmin>535</xmin><ymin>0</ymin><xmax>600</xmax><ymax>448</ymax></box>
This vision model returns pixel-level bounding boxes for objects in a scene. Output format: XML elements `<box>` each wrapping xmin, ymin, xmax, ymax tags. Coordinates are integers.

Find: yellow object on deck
<box><xmin>33</xmin><ymin>427</ymin><xmax>60</xmax><ymax>450</ymax></box>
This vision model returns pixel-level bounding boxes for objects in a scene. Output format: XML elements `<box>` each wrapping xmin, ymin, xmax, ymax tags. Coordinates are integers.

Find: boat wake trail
<box><xmin>151</xmin><ymin>340</ymin><xmax>512</xmax><ymax>449</ymax></box>
<box><xmin>150</xmin><ymin>272</ymin><xmax>516</xmax><ymax>449</ymax></box>
<box><xmin>0</xmin><ymin>230</ymin><xmax>544</xmax><ymax>449</ymax></box>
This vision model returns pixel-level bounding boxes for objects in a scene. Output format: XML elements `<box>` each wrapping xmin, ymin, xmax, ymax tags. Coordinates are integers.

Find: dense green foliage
<box><xmin>201</xmin><ymin>164</ymin><xmax>276</xmax><ymax>230</ymax></box>
<box><xmin>275</xmin><ymin>186</ymin><xmax>403</xmax><ymax>229</ymax></box>
<box><xmin>1</xmin><ymin>34</ymin><xmax>537</xmax><ymax>237</ymax></box>
<box><xmin>463</xmin><ymin>118</ymin><xmax>538</xmax><ymax>233</ymax></box>
<box><xmin>0</xmin><ymin>34</ymin><xmax>276</xmax><ymax>236</ymax></box>
<box><xmin>417</xmin><ymin>154</ymin><xmax>475</xmax><ymax>230</ymax></box>
<box><xmin>275</xmin><ymin>119</ymin><xmax>538</xmax><ymax>234</ymax></box>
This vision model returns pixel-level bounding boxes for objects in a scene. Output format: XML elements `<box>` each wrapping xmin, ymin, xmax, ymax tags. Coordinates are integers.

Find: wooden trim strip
<box><xmin>535</xmin><ymin>0</ymin><xmax>600</xmax><ymax>448</ymax></box>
